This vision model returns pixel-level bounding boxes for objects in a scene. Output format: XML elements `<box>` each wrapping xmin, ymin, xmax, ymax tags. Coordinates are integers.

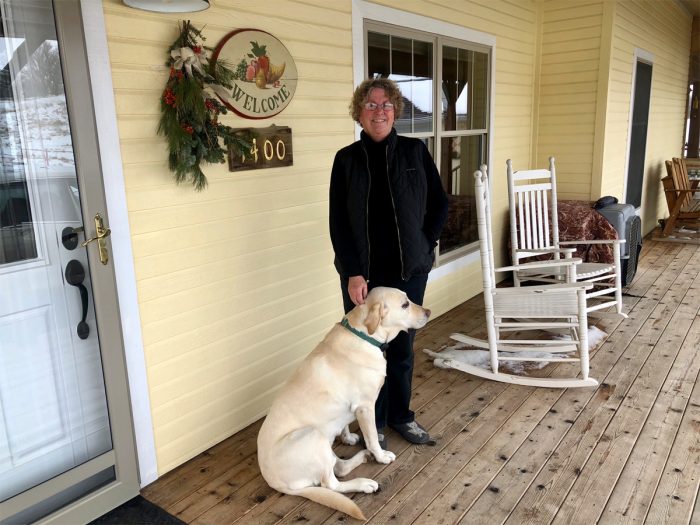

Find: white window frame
<box><xmin>352</xmin><ymin>0</ymin><xmax>496</xmax><ymax>276</ymax></box>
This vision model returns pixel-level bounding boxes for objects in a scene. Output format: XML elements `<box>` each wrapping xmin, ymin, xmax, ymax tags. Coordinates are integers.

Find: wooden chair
<box><xmin>660</xmin><ymin>158</ymin><xmax>700</xmax><ymax>237</ymax></box>
<box><xmin>507</xmin><ymin>157</ymin><xmax>626</xmax><ymax>318</ymax></box>
<box><xmin>446</xmin><ymin>167</ymin><xmax>597</xmax><ymax>388</ymax></box>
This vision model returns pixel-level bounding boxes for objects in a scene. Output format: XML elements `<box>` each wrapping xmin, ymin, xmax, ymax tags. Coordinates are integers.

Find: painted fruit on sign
<box><xmin>212</xmin><ymin>28</ymin><xmax>298</xmax><ymax>119</ymax></box>
<box><xmin>246</xmin><ymin>40</ymin><xmax>285</xmax><ymax>88</ymax></box>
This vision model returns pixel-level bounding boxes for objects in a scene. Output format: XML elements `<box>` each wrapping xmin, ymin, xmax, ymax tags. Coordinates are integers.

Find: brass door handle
<box><xmin>82</xmin><ymin>213</ymin><xmax>111</xmax><ymax>264</ymax></box>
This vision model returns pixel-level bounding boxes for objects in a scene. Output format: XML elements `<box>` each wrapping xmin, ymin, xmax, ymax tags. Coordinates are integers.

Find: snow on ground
<box><xmin>1</xmin><ymin>95</ymin><xmax>73</xmax><ymax>182</ymax></box>
<box><xmin>423</xmin><ymin>326</ymin><xmax>607</xmax><ymax>374</ymax></box>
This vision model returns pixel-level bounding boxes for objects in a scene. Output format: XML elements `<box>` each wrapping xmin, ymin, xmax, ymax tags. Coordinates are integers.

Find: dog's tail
<box><xmin>291</xmin><ymin>486</ymin><xmax>366</xmax><ymax>521</ymax></box>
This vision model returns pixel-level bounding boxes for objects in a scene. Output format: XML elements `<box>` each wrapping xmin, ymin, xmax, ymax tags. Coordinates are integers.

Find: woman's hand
<box><xmin>348</xmin><ymin>275</ymin><xmax>368</xmax><ymax>305</ymax></box>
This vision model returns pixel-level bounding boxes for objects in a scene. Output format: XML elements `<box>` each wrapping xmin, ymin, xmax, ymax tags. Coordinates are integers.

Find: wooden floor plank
<box><xmin>600</xmin><ymin>315</ymin><xmax>700</xmax><ymax>524</ymax></box>
<box><xmin>644</xmin><ymin>364</ymin><xmax>700</xmax><ymax>524</ymax></box>
<box><xmin>374</xmin><ymin>385</ymin><xmax>563</xmax><ymax>525</ymax></box>
<box><xmin>501</xmin><ymin>246</ymin><xmax>700</xmax><ymax>524</ymax></box>
<box><xmin>451</xmin><ymin>298</ymin><xmax>657</xmax><ymax>523</ymax></box>
<box><xmin>139</xmin><ymin>238</ymin><xmax>699</xmax><ymax>525</ymax></box>
<box><xmin>552</xmin><ymin>255</ymin><xmax>700</xmax><ymax>524</ymax></box>
<box><xmin>141</xmin><ymin>420</ymin><xmax>261</xmax><ymax>508</ymax></box>
<box><xmin>452</xmin><ymin>242</ymin><xmax>695</xmax><ymax>524</ymax></box>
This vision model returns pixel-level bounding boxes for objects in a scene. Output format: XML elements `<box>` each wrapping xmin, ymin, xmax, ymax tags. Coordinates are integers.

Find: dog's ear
<box><xmin>365</xmin><ymin>301</ymin><xmax>383</xmax><ymax>335</ymax></box>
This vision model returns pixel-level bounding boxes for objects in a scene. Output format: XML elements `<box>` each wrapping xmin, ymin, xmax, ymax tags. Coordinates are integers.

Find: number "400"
<box><xmin>242</xmin><ymin>137</ymin><xmax>286</xmax><ymax>163</ymax></box>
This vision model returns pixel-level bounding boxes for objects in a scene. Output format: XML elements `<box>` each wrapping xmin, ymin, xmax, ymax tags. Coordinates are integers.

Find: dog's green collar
<box><xmin>341</xmin><ymin>318</ymin><xmax>387</xmax><ymax>350</ymax></box>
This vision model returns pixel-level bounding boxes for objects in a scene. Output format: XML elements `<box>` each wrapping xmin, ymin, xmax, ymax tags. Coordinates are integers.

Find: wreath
<box><xmin>157</xmin><ymin>21</ymin><xmax>249</xmax><ymax>190</ymax></box>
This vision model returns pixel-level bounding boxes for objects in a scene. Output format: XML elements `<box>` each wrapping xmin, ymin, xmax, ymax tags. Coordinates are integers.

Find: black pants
<box><xmin>340</xmin><ymin>274</ymin><xmax>428</xmax><ymax>429</ymax></box>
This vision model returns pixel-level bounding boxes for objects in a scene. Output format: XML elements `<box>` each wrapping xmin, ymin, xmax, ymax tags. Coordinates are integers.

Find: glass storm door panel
<box><xmin>0</xmin><ymin>2</ymin><xmax>131</xmax><ymax>522</ymax></box>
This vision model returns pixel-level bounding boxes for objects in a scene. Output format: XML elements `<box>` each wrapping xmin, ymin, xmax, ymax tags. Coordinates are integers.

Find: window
<box><xmin>365</xmin><ymin>22</ymin><xmax>491</xmax><ymax>261</ymax></box>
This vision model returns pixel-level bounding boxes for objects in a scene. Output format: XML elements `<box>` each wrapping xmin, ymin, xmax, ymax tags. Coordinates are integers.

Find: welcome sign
<box><xmin>211</xmin><ymin>29</ymin><xmax>298</xmax><ymax>119</ymax></box>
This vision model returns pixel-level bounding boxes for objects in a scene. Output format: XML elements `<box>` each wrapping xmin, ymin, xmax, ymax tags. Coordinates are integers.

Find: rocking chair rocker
<box><xmin>446</xmin><ymin>168</ymin><xmax>598</xmax><ymax>388</ymax></box>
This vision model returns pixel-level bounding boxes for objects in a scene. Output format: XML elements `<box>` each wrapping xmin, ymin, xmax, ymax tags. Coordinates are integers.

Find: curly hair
<box><xmin>348</xmin><ymin>78</ymin><xmax>404</xmax><ymax>123</ymax></box>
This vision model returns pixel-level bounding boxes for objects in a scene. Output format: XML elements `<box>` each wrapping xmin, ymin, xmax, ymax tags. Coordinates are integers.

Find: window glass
<box><xmin>438</xmin><ymin>135</ymin><xmax>484</xmax><ymax>254</ymax></box>
<box><xmin>366</xmin><ymin>25</ymin><xmax>490</xmax><ymax>261</ymax></box>
<box><xmin>0</xmin><ymin>90</ymin><xmax>37</xmax><ymax>263</ymax></box>
<box><xmin>367</xmin><ymin>31</ymin><xmax>389</xmax><ymax>77</ymax></box>
<box><xmin>410</xmin><ymin>39</ymin><xmax>433</xmax><ymax>133</ymax></box>
<box><xmin>0</xmin><ymin>33</ymin><xmax>46</xmax><ymax>265</ymax></box>
<box><xmin>471</xmin><ymin>50</ymin><xmax>489</xmax><ymax>130</ymax></box>
<box><xmin>368</xmin><ymin>31</ymin><xmax>433</xmax><ymax>134</ymax></box>
<box><xmin>442</xmin><ymin>46</ymin><xmax>489</xmax><ymax>132</ymax></box>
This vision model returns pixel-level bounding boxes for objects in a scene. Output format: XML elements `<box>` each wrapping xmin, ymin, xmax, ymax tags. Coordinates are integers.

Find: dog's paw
<box><xmin>373</xmin><ymin>450</ymin><xmax>396</xmax><ymax>464</ymax></box>
<box><xmin>341</xmin><ymin>431</ymin><xmax>360</xmax><ymax>445</ymax></box>
<box><xmin>357</xmin><ymin>478</ymin><xmax>379</xmax><ymax>493</ymax></box>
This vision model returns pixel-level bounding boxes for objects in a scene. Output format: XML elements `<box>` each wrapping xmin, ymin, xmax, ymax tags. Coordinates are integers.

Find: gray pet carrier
<box><xmin>595</xmin><ymin>203</ymin><xmax>642</xmax><ymax>286</ymax></box>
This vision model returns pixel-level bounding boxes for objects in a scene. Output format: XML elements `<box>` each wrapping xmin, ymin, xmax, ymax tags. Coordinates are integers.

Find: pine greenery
<box><xmin>157</xmin><ymin>21</ymin><xmax>249</xmax><ymax>190</ymax></box>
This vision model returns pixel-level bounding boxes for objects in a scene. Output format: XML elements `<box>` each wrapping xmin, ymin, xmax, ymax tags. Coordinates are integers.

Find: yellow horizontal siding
<box><xmin>600</xmin><ymin>0</ymin><xmax>690</xmax><ymax>231</ymax></box>
<box><xmin>143</xmin><ymin>266</ymin><xmax>337</xmax><ymax>355</ymax></box>
<box><xmin>535</xmin><ymin>0</ymin><xmax>603</xmax><ymax>196</ymax></box>
<box><xmin>102</xmin><ymin>0</ymin><xmax>359</xmax><ymax>475</ymax></box>
<box><xmin>149</xmin><ymin>298</ymin><xmax>340</xmax><ymax>409</ymax></box>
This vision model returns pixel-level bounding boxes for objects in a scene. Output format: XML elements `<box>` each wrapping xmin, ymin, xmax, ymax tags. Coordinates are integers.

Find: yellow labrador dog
<box><xmin>257</xmin><ymin>287</ymin><xmax>431</xmax><ymax>520</ymax></box>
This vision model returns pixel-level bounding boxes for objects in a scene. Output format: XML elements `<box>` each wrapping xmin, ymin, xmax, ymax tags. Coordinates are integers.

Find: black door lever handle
<box><xmin>61</xmin><ymin>226</ymin><xmax>84</xmax><ymax>250</ymax></box>
<box><xmin>65</xmin><ymin>259</ymin><xmax>90</xmax><ymax>339</ymax></box>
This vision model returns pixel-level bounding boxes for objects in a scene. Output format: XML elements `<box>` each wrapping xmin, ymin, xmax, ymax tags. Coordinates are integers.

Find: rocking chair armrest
<box><xmin>495</xmin><ymin>257</ymin><xmax>582</xmax><ymax>273</ymax></box>
<box><xmin>514</xmin><ymin>247</ymin><xmax>577</xmax><ymax>256</ymax></box>
<box><xmin>529</xmin><ymin>282</ymin><xmax>594</xmax><ymax>292</ymax></box>
<box><xmin>559</xmin><ymin>239</ymin><xmax>626</xmax><ymax>246</ymax></box>
<box><xmin>493</xmin><ymin>281</ymin><xmax>593</xmax><ymax>295</ymax></box>
<box><xmin>663</xmin><ymin>188</ymin><xmax>699</xmax><ymax>194</ymax></box>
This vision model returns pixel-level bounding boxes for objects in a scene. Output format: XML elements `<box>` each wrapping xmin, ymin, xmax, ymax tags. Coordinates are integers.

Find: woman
<box><xmin>329</xmin><ymin>78</ymin><xmax>448</xmax><ymax>447</ymax></box>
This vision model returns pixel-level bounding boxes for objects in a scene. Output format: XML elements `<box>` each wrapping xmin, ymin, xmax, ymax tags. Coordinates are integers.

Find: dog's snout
<box><xmin>424</xmin><ymin>308</ymin><xmax>431</xmax><ymax>318</ymax></box>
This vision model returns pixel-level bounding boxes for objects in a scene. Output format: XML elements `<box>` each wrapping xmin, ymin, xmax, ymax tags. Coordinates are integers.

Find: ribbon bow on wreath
<box><xmin>157</xmin><ymin>21</ymin><xmax>249</xmax><ymax>190</ymax></box>
<box><xmin>170</xmin><ymin>46</ymin><xmax>207</xmax><ymax>77</ymax></box>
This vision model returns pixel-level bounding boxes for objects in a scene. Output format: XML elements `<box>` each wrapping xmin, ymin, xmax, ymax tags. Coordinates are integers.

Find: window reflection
<box><xmin>366</xmin><ymin>26</ymin><xmax>491</xmax><ymax>261</ymax></box>
<box><xmin>442</xmin><ymin>46</ymin><xmax>488</xmax><ymax>132</ymax></box>
<box><xmin>367</xmin><ymin>31</ymin><xmax>433</xmax><ymax>134</ymax></box>
<box><xmin>439</xmin><ymin>135</ymin><xmax>485</xmax><ymax>254</ymax></box>
<box><xmin>0</xmin><ymin>25</ymin><xmax>74</xmax><ymax>265</ymax></box>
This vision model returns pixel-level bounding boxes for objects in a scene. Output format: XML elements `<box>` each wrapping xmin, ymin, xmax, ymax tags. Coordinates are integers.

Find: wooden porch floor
<box><xmin>142</xmin><ymin>238</ymin><xmax>700</xmax><ymax>524</ymax></box>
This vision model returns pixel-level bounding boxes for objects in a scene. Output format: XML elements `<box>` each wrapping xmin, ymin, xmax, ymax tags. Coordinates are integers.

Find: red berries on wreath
<box><xmin>163</xmin><ymin>88</ymin><xmax>176</xmax><ymax>107</ymax></box>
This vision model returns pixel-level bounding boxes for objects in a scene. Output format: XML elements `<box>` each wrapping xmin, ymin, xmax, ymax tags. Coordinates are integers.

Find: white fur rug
<box><xmin>423</xmin><ymin>326</ymin><xmax>607</xmax><ymax>374</ymax></box>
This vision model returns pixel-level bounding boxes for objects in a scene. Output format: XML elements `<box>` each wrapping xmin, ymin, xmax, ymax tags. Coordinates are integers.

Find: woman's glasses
<box><xmin>363</xmin><ymin>102</ymin><xmax>394</xmax><ymax>111</ymax></box>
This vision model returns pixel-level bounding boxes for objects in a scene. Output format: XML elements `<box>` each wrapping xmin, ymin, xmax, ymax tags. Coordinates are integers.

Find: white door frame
<box><xmin>80</xmin><ymin>1</ymin><xmax>157</xmax><ymax>486</ymax></box>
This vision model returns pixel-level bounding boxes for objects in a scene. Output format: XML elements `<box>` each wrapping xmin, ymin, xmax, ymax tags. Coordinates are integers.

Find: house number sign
<box><xmin>211</xmin><ymin>29</ymin><xmax>298</xmax><ymax>119</ymax></box>
<box><xmin>228</xmin><ymin>125</ymin><xmax>293</xmax><ymax>171</ymax></box>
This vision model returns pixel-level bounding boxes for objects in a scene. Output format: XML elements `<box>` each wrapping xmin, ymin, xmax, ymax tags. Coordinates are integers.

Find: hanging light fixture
<box><xmin>123</xmin><ymin>0</ymin><xmax>210</xmax><ymax>13</ymax></box>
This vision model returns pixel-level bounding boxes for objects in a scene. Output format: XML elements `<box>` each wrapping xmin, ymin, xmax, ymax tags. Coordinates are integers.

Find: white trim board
<box><xmin>80</xmin><ymin>0</ymin><xmax>158</xmax><ymax>487</ymax></box>
<box><xmin>352</xmin><ymin>0</ymin><xmax>496</xmax><ymax>89</ymax></box>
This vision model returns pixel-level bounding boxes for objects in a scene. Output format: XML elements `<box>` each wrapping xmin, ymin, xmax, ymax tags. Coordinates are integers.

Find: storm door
<box><xmin>0</xmin><ymin>1</ymin><xmax>139</xmax><ymax>523</ymax></box>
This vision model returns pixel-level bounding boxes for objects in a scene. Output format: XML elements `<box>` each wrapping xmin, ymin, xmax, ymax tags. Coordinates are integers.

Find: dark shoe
<box><xmin>390</xmin><ymin>420</ymin><xmax>436</xmax><ymax>445</ymax></box>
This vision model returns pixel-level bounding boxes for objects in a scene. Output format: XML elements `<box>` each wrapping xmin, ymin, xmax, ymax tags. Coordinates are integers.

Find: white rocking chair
<box><xmin>507</xmin><ymin>157</ymin><xmax>626</xmax><ymax>317</ymax></box>
<box><xmin>446</xmin><ymin>167</ymin><xmax>598</xmax><ymax>388</ymax></box>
